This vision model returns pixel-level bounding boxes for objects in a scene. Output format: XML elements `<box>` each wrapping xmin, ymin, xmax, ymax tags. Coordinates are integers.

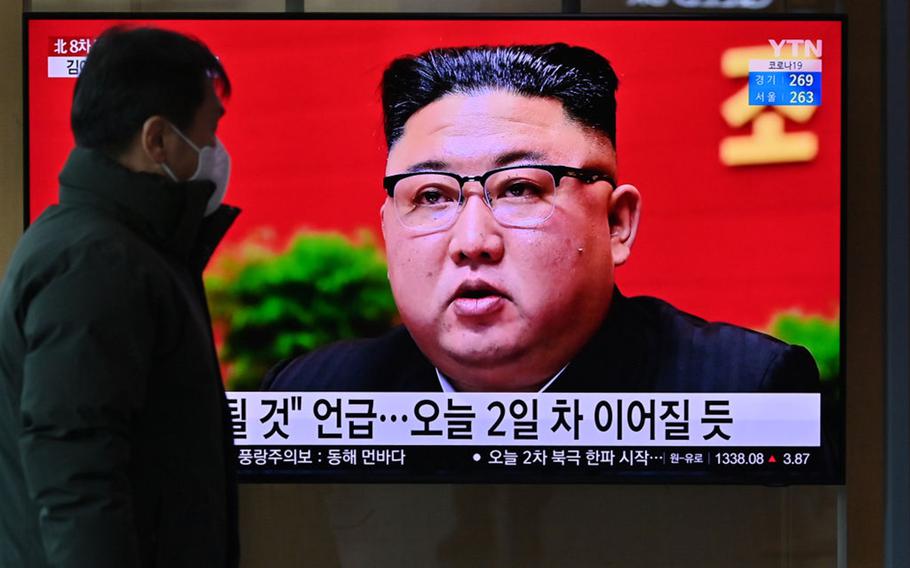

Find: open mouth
<box><xmin>450</xmin><ymin>280</ymin><xmax>509</xmax><ymax>317</ymax></box>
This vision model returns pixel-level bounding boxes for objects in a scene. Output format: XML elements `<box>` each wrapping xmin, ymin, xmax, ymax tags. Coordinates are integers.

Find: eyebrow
<box><xmin>493</xmin><ymin>150</ymin><xmax>546</xmax><ymax>167</ymax></box>
<box><xmin>404</xmin><ymin>150</ymin><xmax>548</xmax><ymax>174</ymax></box>
<box><xmin>405</xmin><ymin>160</ymin><xmax>448</xmax><ymax>173</ymax></box>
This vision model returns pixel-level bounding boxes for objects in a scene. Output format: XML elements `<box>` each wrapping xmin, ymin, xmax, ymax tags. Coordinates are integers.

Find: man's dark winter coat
<box><xmin>0</xmin><ymin>147</ymin><xmax>239</xmax><ymax>567</ymax></box>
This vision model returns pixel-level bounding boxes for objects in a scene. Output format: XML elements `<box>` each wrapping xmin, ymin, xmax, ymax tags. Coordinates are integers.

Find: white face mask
<box><xmin>160</xmin><ymin>124</ymin><xmax>231</xmax><ymax>216</ymax></box>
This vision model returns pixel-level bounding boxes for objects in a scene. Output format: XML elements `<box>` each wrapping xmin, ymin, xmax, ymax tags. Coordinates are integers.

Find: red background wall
<box><xmin>26</xmin><ymin>18</ymin><xmax>842</xmax><ymax>330</ymax></box>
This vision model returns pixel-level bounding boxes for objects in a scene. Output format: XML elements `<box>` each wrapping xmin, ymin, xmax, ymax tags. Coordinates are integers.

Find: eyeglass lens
<box><xmin>392</xmin><ymin>168</ymin><xmax>558</xmax><ymax>230</ymax></box>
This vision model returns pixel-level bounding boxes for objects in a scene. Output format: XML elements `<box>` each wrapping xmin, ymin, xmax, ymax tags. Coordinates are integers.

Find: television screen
<box><xmin>25</xmin><ymin>15</ymin><xmax>844</xmax><ymax>483</ymax></box>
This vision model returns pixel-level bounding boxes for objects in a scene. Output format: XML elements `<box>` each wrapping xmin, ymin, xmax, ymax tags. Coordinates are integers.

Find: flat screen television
<box><xmin>24</xmin><ymin>14</ymin><xmax>844</xmax><ymax>484</ymax></box>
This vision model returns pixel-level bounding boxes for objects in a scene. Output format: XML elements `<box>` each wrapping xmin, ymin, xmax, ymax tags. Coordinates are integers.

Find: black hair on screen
<box><xmin>381</xmin><ymin>43</ymin><xmax>619</xmax><ymax>149</ymax></box>
<box><xmin>70</xmin><ymin>26</ymin><xmax>230</xmax><ymax>156</ymax></box>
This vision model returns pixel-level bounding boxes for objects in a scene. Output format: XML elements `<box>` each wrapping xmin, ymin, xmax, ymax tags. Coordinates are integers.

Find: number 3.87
<box><xmin>782</xmin><ymin>452</ymin><xmax>811</xmax><ymax>465</ymax></box>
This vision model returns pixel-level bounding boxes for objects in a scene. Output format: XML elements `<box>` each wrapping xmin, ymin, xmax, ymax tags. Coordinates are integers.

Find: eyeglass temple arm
<box><xmin>559</xmin><ymin>166</ymin><xmax>616</xmax><ymax>187</ymax></box>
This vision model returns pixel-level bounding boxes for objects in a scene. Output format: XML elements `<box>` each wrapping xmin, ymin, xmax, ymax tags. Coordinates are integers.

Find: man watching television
<box><xmin>265</xmin><ymin>43</ymin><xmax>819</xmax><ymax>394</ymax></box>
<box><xmin>0</xmin><ymin>27</ymin><xmax>239</xmax><ymax>566</ymax></box>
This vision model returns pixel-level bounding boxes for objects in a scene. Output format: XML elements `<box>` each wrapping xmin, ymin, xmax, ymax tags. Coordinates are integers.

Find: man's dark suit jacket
<box><xmin>263</xmin><ymin>290</ymin><xmax>820</xmax><ymax>393</ymax></box>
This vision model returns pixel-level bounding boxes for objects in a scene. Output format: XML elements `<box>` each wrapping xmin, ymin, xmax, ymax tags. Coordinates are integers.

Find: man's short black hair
<box><xmin>71</xmin><ymin>26</ymin><xmax>230</xmax><ymax>155</ymax></box>
<box><xmin>381</xmin><ymin>43</ymin><xmax>619</xmax><ymax>149</ymax></box>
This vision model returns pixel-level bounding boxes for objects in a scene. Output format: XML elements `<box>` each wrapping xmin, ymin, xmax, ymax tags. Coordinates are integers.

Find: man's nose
<box><xmin>447</xmin><ymin>185</ymin><xmax>505</xmax><ymax>265</ymax></box>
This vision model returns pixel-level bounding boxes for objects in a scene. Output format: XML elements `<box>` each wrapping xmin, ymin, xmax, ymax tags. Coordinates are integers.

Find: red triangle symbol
<box><xmin>769</xmin><ymin>455</ymin><xmax>776</xmax><ymax>463</ymax></box>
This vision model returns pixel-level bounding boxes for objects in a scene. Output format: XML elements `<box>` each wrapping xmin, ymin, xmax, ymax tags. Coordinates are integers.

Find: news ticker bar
<box><xmin>227</xmin><ymin>392</ymin><xmax>820</xmax><ymax>447</ymax></box>
<box><xmin>236</xmin><ymin>446</ymin><xmax>823</xmax><ymax>476</ymax></box>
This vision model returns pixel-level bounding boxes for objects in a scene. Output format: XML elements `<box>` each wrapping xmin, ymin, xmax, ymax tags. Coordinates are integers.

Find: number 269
<box><xmin>789</xmin><ymin>73</ymin><xmax>815</xmax><ymax>87</ymax></box>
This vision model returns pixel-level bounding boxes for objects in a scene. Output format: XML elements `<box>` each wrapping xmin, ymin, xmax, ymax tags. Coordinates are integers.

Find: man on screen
<box><xmin>265</xmin><ymin>43</ymin><xmax>819</xmax><ymax>393</ymax></box>
<box><xmin>0</xmin><ymin>28</ymin><xmax>239</xmax><ymax>566</ymax></box>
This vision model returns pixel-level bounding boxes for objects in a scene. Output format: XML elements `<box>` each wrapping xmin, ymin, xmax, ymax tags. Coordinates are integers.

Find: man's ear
<box><xmin>380</xmin><ymin>199</ymin><xmax>391</xmax><ymax>234</ymax></box>
<box><xmin>379</xmin><ymin>200</ymin><xmax>393</xmax><ymax>282</ymax></box>
<box><xmin>140</xmin><ymin>115</ymin><xmax>170</xmax><ymax>165</ymax></box>
<box><xmin>114</xmin><ymin>116</ymin><xmax>170</xmax><ymax>175</ymax></box>
<box><xmin>609</xmin><ymin>183</ymin><xmax>641</xmax><ymax>266</ymax></box>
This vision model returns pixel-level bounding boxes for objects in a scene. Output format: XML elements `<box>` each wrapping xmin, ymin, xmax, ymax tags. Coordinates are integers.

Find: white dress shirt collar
<box><xmin>435</xmin><ymin>364</ymin><xmax>569</xmax><ymax>393</ymax></box>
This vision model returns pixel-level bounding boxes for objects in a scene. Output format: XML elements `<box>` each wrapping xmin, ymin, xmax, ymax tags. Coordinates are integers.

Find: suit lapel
<box><xmin>548</xmin><ymin>289</ymin><xmax>659</xmax><ymax>393</ymax></box>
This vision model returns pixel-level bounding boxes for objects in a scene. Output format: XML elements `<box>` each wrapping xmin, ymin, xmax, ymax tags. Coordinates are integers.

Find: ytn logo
<box><xmin>768</xmin><ymin>39</ymin><xmax>823</xmax><ymax>58</ymax></box>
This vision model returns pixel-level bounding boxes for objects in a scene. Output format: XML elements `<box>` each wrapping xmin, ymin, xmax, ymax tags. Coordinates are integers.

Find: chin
<box><xmin>447</xmin><ymin>367</ymin><xmax>545</xmax><ymax>392</ymax></box>
<box><xmin>441</xmin><ymin>330</ymin><xmax>524</xmax><ymax>363</ymax></box>
<box><xmin>447</xmin><ymin>346</ymin><xmax>544</xmax><ymax>385</ymax></box>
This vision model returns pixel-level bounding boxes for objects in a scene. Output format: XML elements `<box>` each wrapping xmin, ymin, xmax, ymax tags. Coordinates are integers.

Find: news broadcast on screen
<box><xmin>25</xmin><ymin>15</ymin><xmax>844</xmax><ymax>483</ymax></box>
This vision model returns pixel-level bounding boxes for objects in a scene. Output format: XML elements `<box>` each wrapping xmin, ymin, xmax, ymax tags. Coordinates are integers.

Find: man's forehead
<box><xmin>387</xmin><ymin>91</ymin><xmax>615</xmax><ymax>173</ymax></box>
<box><xmin>206</xmin><ymin>81</ymin><xmax>226</xmax><ymax>117</ymax></box>
<box><xmin>412</xmin><ymin>91</ymin><xmax>575</xmax><ymax>138</ymax></box>
<box><xmin>403</xmin><ymin>150</ymin><xmax>549</xmax><ymax>173</ymax></box>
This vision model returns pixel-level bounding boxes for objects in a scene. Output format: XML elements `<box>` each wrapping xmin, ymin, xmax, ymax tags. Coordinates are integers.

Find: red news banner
<box><xmin>46</xmin><ymin>36</ymin><xmax>93</xmax><ymax>77</ymax></box>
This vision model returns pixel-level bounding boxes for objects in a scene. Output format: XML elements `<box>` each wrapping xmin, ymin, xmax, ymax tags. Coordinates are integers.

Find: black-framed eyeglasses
<box><xmin>383</xmin><ymin>164</ymin><xmax>616</xmax><ymax>231</ymax></box>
